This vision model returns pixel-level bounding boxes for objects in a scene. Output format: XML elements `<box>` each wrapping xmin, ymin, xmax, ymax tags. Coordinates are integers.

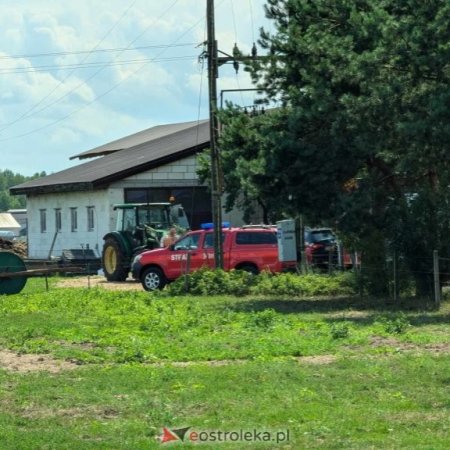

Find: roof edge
<box><xmin>10</xmin><ymin>182</ymin><xmax>94</xmax><ymax>196</ymax></box>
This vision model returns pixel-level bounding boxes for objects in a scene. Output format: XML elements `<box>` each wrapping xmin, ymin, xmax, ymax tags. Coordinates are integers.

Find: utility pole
<box><xmin>205</xmin><ymin>1</ymin><xmax>266</xmax><ymax>269</ymax></box>
<box><xmin>206</xmin><ymin>0</ymin><xmax>224</xmax><ymax>269</ymax></box>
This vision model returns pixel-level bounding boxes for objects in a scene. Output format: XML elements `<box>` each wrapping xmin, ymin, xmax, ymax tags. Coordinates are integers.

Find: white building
<box><xmin>10</xmin><ymin>119</ymin><xmax>250</xmax><ymax>259</ymax></box>
<box><xmin>0</xmin><ymin>212</ymin><xmax>21</xmax><ymax>238</ymax></box>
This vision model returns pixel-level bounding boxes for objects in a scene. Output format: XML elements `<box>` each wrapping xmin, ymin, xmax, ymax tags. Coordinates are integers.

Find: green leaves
<box><xmin>218</xmin><ymin>0</ymin><xmax>450</xmax><ymax>295</ymax></box>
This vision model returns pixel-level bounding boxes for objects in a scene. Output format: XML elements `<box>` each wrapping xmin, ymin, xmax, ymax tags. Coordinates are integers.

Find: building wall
<box><xmin>110</xmin><ymin>155</ymin><xmax>200</xmax><ymax>188</ymax></box>
<box><xmin>27</xmin><ymin>190</ymin><xmax>111</xmax><ymax>259</ymax></box>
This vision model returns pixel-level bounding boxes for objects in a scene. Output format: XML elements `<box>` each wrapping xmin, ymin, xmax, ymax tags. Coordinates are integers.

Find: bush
<box><xmin>377</xmin><ymin>312</ymin><xmax>411</xmax><ymax>335</ymax></box>
<box><xmin>161</xmin><ymin>268</ymin><xmax>357</xmax><ymax>297</ymax></box>
<box><xmin>163</xmin><ymin>267</ymin><xmax>257</xmax><ymax>296</ymax></box>
<box><xmin>330</xmin><ymin>322</ymin><xmax>351</xmax><ymax>339</ymax></box>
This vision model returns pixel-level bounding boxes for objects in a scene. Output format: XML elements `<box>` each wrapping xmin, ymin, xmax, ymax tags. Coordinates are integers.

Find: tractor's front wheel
<box><xmin>102</xmin><ymin>238</ymin><xmax>129</xmax><ymax>281</ymax></box>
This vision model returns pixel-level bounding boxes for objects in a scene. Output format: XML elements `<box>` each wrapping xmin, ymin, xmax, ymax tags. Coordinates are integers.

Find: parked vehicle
<box><xmin>304</xmin><ymin>227</ymin><xmax>353</xmax><ymax>269</ymax></box>
<box><xmin>102</xmin><ymin>202</ymin><xmax>189</xmax><ymax>281</ymax></box>
<box><xmin>132</xmin><ymin>225</ymin><xmax>297</xmax><ymax>290</ymax></box>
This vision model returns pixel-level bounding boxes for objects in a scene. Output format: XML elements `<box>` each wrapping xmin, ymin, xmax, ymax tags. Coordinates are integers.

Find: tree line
<box><xmin>0</xmin><ymin>169</ymin><xmax>46</xmax><ymax>212</ymax></box>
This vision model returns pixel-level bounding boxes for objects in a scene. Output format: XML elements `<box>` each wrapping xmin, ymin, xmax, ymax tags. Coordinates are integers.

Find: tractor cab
<box><xmin>114</xmin><ymin>203</ymin><xmax>188</xmax><ymax>247</ymax></box>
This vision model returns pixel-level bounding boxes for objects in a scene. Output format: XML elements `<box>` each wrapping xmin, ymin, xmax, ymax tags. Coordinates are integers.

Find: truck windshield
<box><xmin>138</xmin><ymin>207</ymin><xmax>170</xmax><ymax>229</ymax></box>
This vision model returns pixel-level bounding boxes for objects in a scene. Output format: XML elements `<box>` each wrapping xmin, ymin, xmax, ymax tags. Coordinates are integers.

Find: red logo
<box><xmin>159</xmin><ymin>427</ymin><xmax>191</xmax><ymax>444</ymax></box>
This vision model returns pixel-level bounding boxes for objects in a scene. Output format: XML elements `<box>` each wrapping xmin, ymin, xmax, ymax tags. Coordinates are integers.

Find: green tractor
<box><xmin>102</xmin><ymin>202</ymin><xmax>189</xmax><ymax>281</ymax></box>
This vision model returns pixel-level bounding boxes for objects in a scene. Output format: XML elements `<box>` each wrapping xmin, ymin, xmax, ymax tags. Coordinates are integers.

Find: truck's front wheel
<box><xmin>141</xmin><ymin>267</ymin><xmax>166</xmax><ymax>291</ymax></box>
<box><xmin>102</xmin><ymin>238</ymin><xmax>129</xmax><ymax>281</ymax></box>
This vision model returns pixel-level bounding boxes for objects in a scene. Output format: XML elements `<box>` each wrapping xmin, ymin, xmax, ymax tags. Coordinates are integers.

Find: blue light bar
<box><xmin>201</xmin><ymin>222</ymin><xmax>231</xmax><ymax>230</ymax></box>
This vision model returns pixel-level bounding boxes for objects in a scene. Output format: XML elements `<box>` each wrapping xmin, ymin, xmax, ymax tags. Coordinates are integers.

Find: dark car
<box><xmin>304</xmin><ymin>227</ymin><xmax>353</xmax><ymax>269</ymax></box>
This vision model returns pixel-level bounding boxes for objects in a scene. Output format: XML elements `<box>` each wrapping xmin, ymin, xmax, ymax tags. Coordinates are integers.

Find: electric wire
<box><xmin>191</xmin><ymin>24</ymin><xmax>208</xmax><ymax>230</ymax></box>
<box><xmin>0</xmin><ymin>43</ymin><xmax>197</xmax><ymax>60</ymax></box>
<box><xmin>229</xmin><ymin>0</ymin><xmax>238</xmax><ymax>44</ymax></box>
<box><xmin>0</xmin><ymin>55</ymin><xmax>198</xmax><ymax>75</ymax></box>
<box><xmin>248</xmin><ymin>0</ymin><xmax>256</xmax><ymax>44</ymax></box>
<box><xmin>0</xmin><ymin>0</ymin><xmax>227</xmax><ymax>143</ymax></box>
<box><xmin>0</xmin><ymin>0</ymin><xmax>180</xmax><ymax>132</ymax></box>
<box><xmin>0</xmin><ymin>0</ymin><xmax>140</xmax><ymax>132</ymax></box>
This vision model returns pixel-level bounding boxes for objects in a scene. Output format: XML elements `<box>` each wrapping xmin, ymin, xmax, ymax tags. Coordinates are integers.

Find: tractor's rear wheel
<box><xmin>102</xmin><ymin>238</ymin><xmax>129</xmax><ymax>281</ymax></box>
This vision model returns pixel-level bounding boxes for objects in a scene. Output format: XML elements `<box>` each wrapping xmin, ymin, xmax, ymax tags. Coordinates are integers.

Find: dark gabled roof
<box><xmin>11</xmin><ymin>119</ymin><xmax>210</xmax><ymax>196</ymax></box>
<box><xmin>71</xmin><ymin>120</ymin><xmax>207</xmax><ymax>160</ymax></box>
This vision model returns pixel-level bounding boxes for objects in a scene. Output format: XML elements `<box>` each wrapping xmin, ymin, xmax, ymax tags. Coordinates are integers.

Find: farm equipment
<box><xmin>101</xmin><ymin>202</ymin><xmax>189</xmax><ymax>282</ymax></box>
<box><xmin>0</xmin><ymin>251</ymin><xmax>83</xmax><ymax>295</ymax></box>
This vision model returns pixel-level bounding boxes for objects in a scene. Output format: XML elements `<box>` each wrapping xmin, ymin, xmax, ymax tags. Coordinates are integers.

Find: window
<box><xmin>203</xmin><ymin>232</ymin><xmax>225</xmax><ymax>248</ymax></box>
<box><xmin>236</xmin><ymin>231</ymin><xmax>277</xmax><ymax>245</ymax></box>
<box><xmin>70</xmin><ymin>208</ymin><xmax>78</xmax><ymax>232</ymax></box>
<box><xmin>40</xmin><ymin>209</ymin><xmax>47</xmax><ymax>233</ymax></box>
<box><xmin>87</xmin><ymin>206</ymin><xmax>95</xmax><ymax>231</ymax></box>
<box><xmin>54</xmin><ymin>208</ymin><xmax>61</xmax><ymax>232</ymax></box>
<box><xmin>174</xmin><ymin>233</ymin><xmax>201</xmax><ymax>250</ymax></box>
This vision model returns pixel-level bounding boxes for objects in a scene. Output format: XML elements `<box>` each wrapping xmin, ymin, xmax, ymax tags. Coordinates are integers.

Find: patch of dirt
<box><xmin>21</xmin><ymin>405</ymin><xmax>119</xmax><ymax>420</ymax></box>
<box><xmin>369</xmin><ymin>336</ymin><xmax>450</xmax><ymax>354</ymax></box>
<box><xmin>56</xmin><ymin>275</ymin><xmax>142</xmax><ymax>291</ymax></box>
<box><xmin>295</xmin><ymin>355</ymin><xmax>338</xmax><ymax>364</ymax></box>
<box><xmin>327</xmin><ymin>311</ymin><xmax>370</xmax><ymax>319</ymax></box>
<box><xmin>0</xmin><ymin>350</ymin><xmax>80</xmax><ymax>373</ymax></box>
<box><xmin>147</xmin><ymin>355</ymin><xmax>338</xmax><ymax>368</ymax></box>
<box><xmin>388</xmin><ymin>410</ymin><xmax>449</xmax><ymax>423</ymax></box>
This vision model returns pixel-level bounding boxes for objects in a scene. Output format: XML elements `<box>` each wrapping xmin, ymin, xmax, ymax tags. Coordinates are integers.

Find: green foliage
<box><xmin>162</xmin><ymin>268</ymin><xmax>357</xmax><ymax>297</ymax></box>
<box><xmin>330</xmin><ymin>322</ymin><xmax>351</xmax><ymax>339</ymax></box>
<box><xmin>164</xmin><ymin>267</ymin><xmax>256</xmax><ymax>296</ymax></box>
<box><xmin>218</xmin><ymin>0</ymin><xmax>450</xmax><ymax>296</ymax></box>
<box><xmin>0</xmin><ymin>169</ymin><xmax>46</xmax><ymax>211</ymax></box>
<box><xmin>377</xmin><ymin>312</ymin><xmax>411</xmax><ymax>335</ymax></box>
<box><xmin>244</xmin><ymin>308</ymin><xmax>278</xmax><ymax>330</ymax></box>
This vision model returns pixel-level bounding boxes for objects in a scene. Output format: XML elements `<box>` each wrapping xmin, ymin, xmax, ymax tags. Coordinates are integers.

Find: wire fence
<box><xmin>1</xmin><ymin>250</ymin><xmax>448</xmax><ymax>305</ymax></box>
<box><xmin>301</xmin><ymin>249</ymin><xmax>447</xmax><ymax>306</ymax></box>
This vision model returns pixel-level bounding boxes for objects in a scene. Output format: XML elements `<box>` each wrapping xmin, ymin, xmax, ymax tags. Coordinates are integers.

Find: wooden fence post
<box><xmin>433</xmin><ymin>250</ymin><xmax>441</xmax><ymax>307</ymax></box>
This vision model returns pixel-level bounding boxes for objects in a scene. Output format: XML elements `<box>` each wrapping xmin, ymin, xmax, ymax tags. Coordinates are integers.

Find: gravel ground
<box><xmin>56</xmin><ymin>275</ymin><xmax>142</xmax><ymax>291</ymax></box>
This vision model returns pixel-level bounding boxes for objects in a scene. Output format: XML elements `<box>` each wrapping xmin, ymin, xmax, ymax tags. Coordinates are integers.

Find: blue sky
<box><xmin>0</xmin><ymin>0</ymin><xmax>273</xmax><ymax>176</ymax></box>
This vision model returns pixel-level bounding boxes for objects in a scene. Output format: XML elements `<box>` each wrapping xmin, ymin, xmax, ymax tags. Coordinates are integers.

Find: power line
<box><xmin>0</xmin><ymin>55</ymin><xmax>198</xmax><ymax>75</ymax></box>
<box><xmin>0</xmin><ymin>0</ymin><xmax>221</xmax><ymax>143</ymax></box>
<box><xmin>229</xmin><ymin>0</ymin><xmax>238</xmax><ymax>43</ymax></box>
<box><xmin>0</xmin><ymin>0</ymin><xmax>181</xmax><ymax>131</ymax></box>
<box><xmin>249</xmin><ymin>0</ymin><xmax>256</xmax><ymax>44</ymax></box>
<box><xmin>0</xmin><ymin>43</ymin><xmax>197</xmax><ymax>60</ymax></box>
<box><xmin>0</xmin><ymin>0</ymin><xmax>141</xmax><ymax>133</ymax></box>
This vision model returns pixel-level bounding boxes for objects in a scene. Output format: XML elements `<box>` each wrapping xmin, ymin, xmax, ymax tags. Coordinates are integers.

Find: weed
<box><xmin>378</xmin><ymin>312</ymin><xmax>411</xmax><ymax>334</ymax></box>
<box><xmin>330</xmin><ymin>322</ymin><xmax>351</xmax><ymax>339</ymax></box>
<box><xmin>245</xmin><ymin>308</ymin><xmax>278</xmax><ymax>330</ymax></box>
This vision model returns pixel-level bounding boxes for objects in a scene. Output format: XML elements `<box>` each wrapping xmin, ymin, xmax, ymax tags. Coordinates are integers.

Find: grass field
<box><xmin>0</xmin><ymin>278</ymin><xmax>449</xmax><ymax>449</ymax></box>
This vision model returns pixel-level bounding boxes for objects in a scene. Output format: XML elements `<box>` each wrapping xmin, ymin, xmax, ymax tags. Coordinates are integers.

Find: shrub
<box><xmin>330</xmin><ymin>322</ymin><xmax>351</xmax><ymax>339</ymax></box>
<box><xmin>377</xmin><ymin>312</ymin><xmax>411</xmax><ymax>334</ymax></box>
<box><xmin>161</xmin><ymin>268</ymin><xmax>357</xmax><ymax>297</ymax></box>
<box><xmin>163</xmin><ymin>267</ymin><xmax>256</xmax><ymax>296</ymax></box>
